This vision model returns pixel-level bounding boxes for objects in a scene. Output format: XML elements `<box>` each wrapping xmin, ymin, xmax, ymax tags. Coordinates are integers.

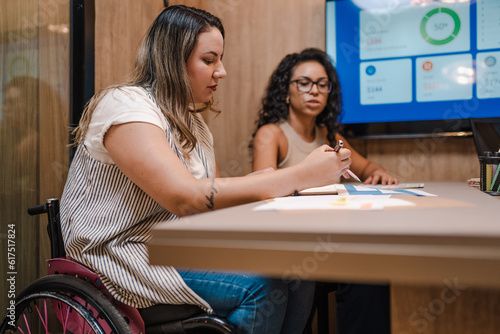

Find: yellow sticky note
<box><xmin>330</xmin><ymin>196</ymin><xmax>350</xmax><ymax>206</ymax></box>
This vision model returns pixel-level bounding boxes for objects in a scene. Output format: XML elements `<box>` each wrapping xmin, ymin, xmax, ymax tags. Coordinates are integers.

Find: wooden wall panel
<box><xmin>392</xmin><ymin>283</ymin><xmax>500</xmax><ymax>333</ymax></box>
<box><xmin>94</xmin><ymin>0</ymin><xmax>165</xmax><ymax>91</ymax></box>
<box><xmin>94</xmin><ymin>0</ymin><xmax>209</xmax><ymax>91</ymax></box>
<box><xmin>349</xmin><ymin>136</ymin><xmax>479</xmax><ymax>182</ymax></box>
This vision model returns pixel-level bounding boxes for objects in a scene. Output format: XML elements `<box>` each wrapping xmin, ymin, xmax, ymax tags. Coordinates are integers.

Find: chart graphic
<box><xmin>420</xmin><ymin>7</ymin><xmax>461</xmax><ymax>46</ymax></box>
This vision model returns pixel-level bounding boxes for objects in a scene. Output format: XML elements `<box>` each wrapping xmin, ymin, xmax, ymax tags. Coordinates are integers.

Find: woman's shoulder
<box><xmin>101</xmin><ymin>86</ymin><xmax>151</xmax><ymax>104</ymax></box>
<box><xmin>96</xmin><ymin>86</ymin><xmax>161</xmax><ymax>117</ymax></box>
<box><xmin>255</xmin><ymin>123</ymin><xmax>284</xmax><ymax>138</ymax></box>
<box><xmin>253</xmin><ymin>123</ymin><xmax>288</xmax><ymax>152</ymax></box>
<box><xmin>92</xmin><ymin>85</ymin><xmax>166</xmax><ymax>131</ymax></box>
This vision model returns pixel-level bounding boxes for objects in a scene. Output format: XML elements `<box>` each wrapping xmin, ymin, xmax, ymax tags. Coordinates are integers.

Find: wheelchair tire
<box><xmin>1</xmin><ymin>274</ymin><xmax>132</xmax><ymax>334</ymax></box>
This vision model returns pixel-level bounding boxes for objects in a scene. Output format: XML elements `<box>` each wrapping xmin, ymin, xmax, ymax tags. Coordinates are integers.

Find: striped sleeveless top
<box><xmin>60</xmin><ymin>88</ymin><xmax>215</xmax><ymax>310</ymax></box>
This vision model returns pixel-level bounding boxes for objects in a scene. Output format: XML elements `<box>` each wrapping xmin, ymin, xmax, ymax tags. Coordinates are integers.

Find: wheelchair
<box><xmin>0</xmin><ymin>198</ymin><xmax>236</xmax><ymax>334</ymax></box>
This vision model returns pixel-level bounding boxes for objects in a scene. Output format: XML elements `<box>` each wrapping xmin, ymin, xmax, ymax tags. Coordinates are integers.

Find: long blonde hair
<box><xmin>72</xmin><ymin>5</ymin><xmax>224</xmax><ymax>155</ymax></box>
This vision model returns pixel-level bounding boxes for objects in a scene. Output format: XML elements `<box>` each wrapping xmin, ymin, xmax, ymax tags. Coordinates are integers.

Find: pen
<box><xmin>332</xmin><ymin>139</ymin><xmax>343</xmax><ymax>152</ymax></box>
<box><xmin>331</xmin><ymin>140</ymin><xmax>362</xmax><ymax>182</ymax></box>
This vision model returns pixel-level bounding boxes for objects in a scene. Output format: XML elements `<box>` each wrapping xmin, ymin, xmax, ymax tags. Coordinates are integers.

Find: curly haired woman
<box><xmin>251</xmin><ymin>48</ymin><xmax>398</xmax><ymax>185</ymax></box>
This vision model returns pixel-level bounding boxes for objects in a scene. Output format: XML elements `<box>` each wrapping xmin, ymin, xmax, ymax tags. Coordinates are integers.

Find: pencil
<box><xmin>346</xmin><ymin>169</ymin><xmax>362</xmax><ymax>182</ymax></box>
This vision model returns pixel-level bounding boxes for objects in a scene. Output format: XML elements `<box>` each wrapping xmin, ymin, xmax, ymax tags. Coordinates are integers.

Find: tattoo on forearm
<box><xmin>205</xmin><ymin>178</ymin><xmax>218</xmax><ymax>210</ymax></box>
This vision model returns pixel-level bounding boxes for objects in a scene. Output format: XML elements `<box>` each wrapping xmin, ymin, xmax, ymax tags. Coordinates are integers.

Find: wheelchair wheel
<box><xmin>1</xmin><ymin>275</ymin><xmax>132</xmax><ymax>334</ymax></box>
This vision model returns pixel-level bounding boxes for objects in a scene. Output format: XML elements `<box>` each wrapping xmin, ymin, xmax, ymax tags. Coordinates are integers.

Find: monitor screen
<box><xmin>326</xmin><ymin>0</ymin><xmax>500</xmax><ymax>138</ymax></box>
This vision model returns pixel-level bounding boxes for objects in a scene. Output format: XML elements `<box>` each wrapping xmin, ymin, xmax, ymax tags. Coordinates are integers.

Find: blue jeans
<box><xmin>178</xmin><ymin>269</ymin><xmax>315</xmax><ymax>334</ymax></box>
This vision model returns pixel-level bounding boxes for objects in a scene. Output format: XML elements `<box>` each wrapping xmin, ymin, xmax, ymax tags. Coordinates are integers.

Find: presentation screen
<box><xmin>326</xmin><ymin>0</ymin><xmax>500</xmax><ymax>137</ymax></box>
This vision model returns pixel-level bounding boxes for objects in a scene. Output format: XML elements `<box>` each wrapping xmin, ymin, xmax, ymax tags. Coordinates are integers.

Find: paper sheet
<box><xmin>253</xmin><ymin>183</ymin><xmax>435</xmax><ymax>212</ymax></box>
<box><xmin>253</xmin><ymin>195</ymin><xmax>415</xmax><ymax>211</ymax></box>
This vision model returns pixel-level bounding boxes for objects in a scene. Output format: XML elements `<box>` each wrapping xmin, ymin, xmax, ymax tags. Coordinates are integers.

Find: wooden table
<box><xmin>149</xmin><ymin>182</ymin><xmax>500</xmax><ymax>333</ymax></box>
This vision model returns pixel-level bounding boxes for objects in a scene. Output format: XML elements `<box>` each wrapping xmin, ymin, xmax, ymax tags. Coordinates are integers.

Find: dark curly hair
<box><xmin>250</xmin><ymin>48</ymin><xmax>343</xmax><ymax>147</ymax></box>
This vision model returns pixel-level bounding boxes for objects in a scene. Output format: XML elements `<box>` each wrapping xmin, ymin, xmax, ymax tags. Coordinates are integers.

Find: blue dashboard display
<box><xmin>326</xmin><ymin>0</ymin><xmax>500</xmax><ymax>137</ymax></box>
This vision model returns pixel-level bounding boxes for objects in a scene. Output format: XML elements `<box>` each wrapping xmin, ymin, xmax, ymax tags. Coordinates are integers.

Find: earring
<box><xmin>286</xmin><ymin>96</ymin><xmax>290</xmax><ymax>104</ymax></box>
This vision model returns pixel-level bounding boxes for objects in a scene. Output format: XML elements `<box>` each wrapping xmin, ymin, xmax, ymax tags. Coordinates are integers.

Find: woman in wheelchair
<box><xmin>59</xmin><ymin>5</ymin><xmax>352</xmax><ymax>334</ymax></box>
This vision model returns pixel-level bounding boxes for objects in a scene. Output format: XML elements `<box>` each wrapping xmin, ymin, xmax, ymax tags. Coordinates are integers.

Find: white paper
<box><xmin>253</xmin><ymin>195</ymin><xmax>415</xmax><ymax>212</ymax></box>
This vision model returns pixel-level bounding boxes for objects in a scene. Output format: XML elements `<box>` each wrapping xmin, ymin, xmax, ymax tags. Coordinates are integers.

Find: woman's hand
<box><xmin>364</xmin><ymin>169</ymin><xmax>398</xmax><ymax>185</ymax></box>
<box><xmin>334</xmin><ymin>134</ymin><xmax>398</xmax><ymax>186</ymax></box>
<box><xmin>296</xmin><ymin>145</ymin><xmax>352</xmax><ymax>189</ymax></box>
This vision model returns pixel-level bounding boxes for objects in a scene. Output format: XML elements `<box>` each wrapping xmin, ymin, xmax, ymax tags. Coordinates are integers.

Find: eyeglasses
<box><xmin>290</xmin><ymin>78</ymin><xmax>332</xmax><ymax>94</ymax></box>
